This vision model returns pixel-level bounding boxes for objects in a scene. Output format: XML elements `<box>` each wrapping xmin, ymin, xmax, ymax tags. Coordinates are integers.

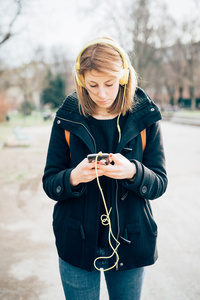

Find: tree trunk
<box><xmin>189</xmin><ymin>86</ymin><xmax>196</xmax><ymax>110</ymax></box>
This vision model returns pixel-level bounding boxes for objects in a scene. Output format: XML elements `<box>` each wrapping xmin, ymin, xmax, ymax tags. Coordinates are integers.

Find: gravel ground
<box><xmin>0</xmin><ymin>121</ymin><xmax>200</xmax><ymax>300</ymax></box>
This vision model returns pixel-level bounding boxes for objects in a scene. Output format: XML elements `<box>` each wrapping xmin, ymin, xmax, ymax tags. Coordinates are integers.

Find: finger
<box><xmin>109</xmin><ymin>153</ymin><xmax>122</xmax><ymax>165</ymax></box>
<box><xmin>87</xmin><ymin>161</ymin><xmax>98</xmax><ymax>169</ymax></box>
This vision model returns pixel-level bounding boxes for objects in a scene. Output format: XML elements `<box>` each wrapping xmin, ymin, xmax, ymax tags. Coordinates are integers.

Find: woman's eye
<box><xmin>89</xmin><ymin>83</ymin><xmax>113</xmax><ymax>88</ymax></box>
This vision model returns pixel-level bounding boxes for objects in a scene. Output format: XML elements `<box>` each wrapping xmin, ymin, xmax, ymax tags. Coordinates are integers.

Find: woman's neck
<box><xmin>92</xmin><ymin>113</ymin><xmax>118</xmax><ymax>120</ymax></box>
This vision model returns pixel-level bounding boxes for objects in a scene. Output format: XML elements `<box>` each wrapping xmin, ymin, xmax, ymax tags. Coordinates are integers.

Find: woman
<box><xmin>42</xmin><ymin>37</ymin><xmax>168</xmax><ymax>300</ymax></box>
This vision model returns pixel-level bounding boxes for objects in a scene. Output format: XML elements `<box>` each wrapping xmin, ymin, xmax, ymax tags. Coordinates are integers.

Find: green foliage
<box><xmin>21</xmin><ymin>100</ymin><xmax>35</xmax><ymax>115</ymax></box>
<box><xmin>0</xmin><ymin>110</ymin><xmax>54</xmax><ymax>144</ymax></box>
<box><xmin>40</xmin><ymin>70</ymin><xmax>66</xmax><ymax>108</ymax></box>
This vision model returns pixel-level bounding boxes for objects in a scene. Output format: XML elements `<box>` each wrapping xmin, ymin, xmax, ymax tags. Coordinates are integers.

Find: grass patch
<box><xmin>162</xmin><ymin>109</ymin><xmax>200</xmax><ymax>119</ymax></box>
<box><xmin>0</xmin><ymin>111</ymin><xmax>53</xmax><ymax>143</ymax></box>
<box><xmin>0</xmin><ymin>125</ymin><xmax>12</xmax><ymax>144</ymax></box>
<box><xmin>0</xmin><ymin>170</ymin><xmax>27</xmax><ymax>183</ymax></box>
<box><xmin>7</xmin><ymin>110</ymin><xmax>54</xmax><ymax>126</ymax></box>
<box><xmin>174</xmin><ymin>110</ymin><xmax>200</xmax><ymax>117</ymax></box>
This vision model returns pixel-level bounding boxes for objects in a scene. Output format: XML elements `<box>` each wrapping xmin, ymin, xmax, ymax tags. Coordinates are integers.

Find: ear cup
<box><xmin>119</xmin><ymin>68</ymin><xmax>129</xmax><ymax>86</ymax></box>
<box><xmin>76</xmin><ymin>73</ymin><xmax>85</xmax><ymax>87</ymax></box>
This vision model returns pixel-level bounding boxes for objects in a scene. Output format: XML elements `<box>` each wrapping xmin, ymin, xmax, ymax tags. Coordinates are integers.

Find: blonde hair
<box><xmin>75</xmin><ymin>38</ymin><xmax>138</xmax><ymax>116</ymax></box>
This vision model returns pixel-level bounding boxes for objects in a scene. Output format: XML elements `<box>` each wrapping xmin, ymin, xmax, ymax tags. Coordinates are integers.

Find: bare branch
<box><xmin>0</xmin><ymin>0</ymin><xmax>22</xmax><ymax>46</ymax></box>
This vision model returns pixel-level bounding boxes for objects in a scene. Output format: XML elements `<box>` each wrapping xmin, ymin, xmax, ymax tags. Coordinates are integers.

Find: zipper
<box><xmin>115</xmin><ymin>180</ymin><xmax>120</xmax><ymax>271</ymax></box>
<box><xmin>56</xmin><ymin>115</ymin><xmax>97</xmax><ymax>153</ymax></box>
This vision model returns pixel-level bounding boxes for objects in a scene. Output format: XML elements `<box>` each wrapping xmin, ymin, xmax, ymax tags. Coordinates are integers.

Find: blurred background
<box><xmin>0</xmin><ymin>0</ymin><xmax>200</xmax><ymax>124</ymax></box>
<box><xmin>0</xmin><ymin>0</ymin><xmax>200</xmax><ymax>299</ymax></box>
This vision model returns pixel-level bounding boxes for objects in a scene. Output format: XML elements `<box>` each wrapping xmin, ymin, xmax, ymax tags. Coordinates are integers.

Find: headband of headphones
<box><xmin>75</xmin><ymin>38</ymin><xmax>129</xmax><ymax>87</ymax></box>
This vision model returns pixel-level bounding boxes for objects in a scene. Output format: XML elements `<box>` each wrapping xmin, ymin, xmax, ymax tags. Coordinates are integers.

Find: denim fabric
<box><xmin>59</xmin><ymin>251</ymin><xmax>145</xmax><ymax>300</ymax></box>
<box><xmin>104</xmin><ymin>265</ymin><xmax>145</xmax><ymax>300</ymax></box>
<box><xmin>59</xmin><ymin>257</ymin><xmax>100</xmax><ymax>300</ymax></box>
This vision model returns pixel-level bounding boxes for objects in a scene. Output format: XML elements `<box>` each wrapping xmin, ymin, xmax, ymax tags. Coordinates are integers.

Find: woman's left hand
<box><xmin>97</xmin><ymin>153</ymin><xmax>136</xmax><ymax>180</ymax></box>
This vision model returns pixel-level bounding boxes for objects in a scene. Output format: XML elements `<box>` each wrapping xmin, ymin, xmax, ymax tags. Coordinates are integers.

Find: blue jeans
<box><xmin>59</xmin><ymin>253</ymin><xmax>145</xmax><ymax>300</ymax></box>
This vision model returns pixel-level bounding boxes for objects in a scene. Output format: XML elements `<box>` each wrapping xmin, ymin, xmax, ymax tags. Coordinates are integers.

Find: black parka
<box><xmin>42</xmin><ymin>87</ymin><xmax>168</xmax><ymax>272</ymax></box>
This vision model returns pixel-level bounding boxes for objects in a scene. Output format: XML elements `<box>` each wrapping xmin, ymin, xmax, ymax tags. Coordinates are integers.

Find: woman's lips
<box><xmin>98</xmin><ymin>99</ymin><xmax>110</xmax><ymax>105</ymax></box>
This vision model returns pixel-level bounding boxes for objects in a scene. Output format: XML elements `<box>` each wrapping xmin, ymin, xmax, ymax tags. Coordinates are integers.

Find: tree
<box><xmin>0</xmin><ymin>91</ymin><xmax>14</xmax><ymax>122</ymax></box>
<box><xmin>41</xmin><ymin>71</ymin><xmax>66</xmax><ymax>108</ymax></box>
<box><xmin>0</xmin><ymin>0</ymin><xmax>24</xmax><ymax>120</ymax></box>
<box><xmin>182</xmin><ymin>18</ymin><xmax>200</xmax><ymax>110</ymax></box>
<box><xmin>129</xmin><ymin>0</ymin><xmax>175</xmax><ymax>90</ymax></box>
<box><xmin>0</xmin><ymin>0</ymin><xmax>22</xmax><ymax>46</ymax></box>
<box><xmin>160</xmin><ymin>40</ymin><xmax>187</xmax><ymax>106</ymax></box>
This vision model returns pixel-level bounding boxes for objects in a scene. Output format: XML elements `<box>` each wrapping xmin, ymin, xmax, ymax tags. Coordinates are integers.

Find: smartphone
<box><xmin>87</xmin><ymin>153</ymin><xmax>110</xmax><ymax>165</ymax></box>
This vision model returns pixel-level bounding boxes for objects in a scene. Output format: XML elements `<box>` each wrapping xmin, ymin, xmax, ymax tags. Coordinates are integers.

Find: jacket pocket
<box><xmin>143</xmin><ymin>200</ymin><xmax>158</xmax><ymax>236</ymax></box>
<box><xmin>126</xmin><ymin>222</ymin><xmax>140</xmax><ymax>234</ymax></box>
<box><xmin>68</xmin><ymin>218</ymin><xmax>85</xmax><ymax>240</ymax></box>
<box><xmin>122</xmin><ymin>222</ymin><xmax>141</xmax><ymax>245</ymax></box>
<box><xmin>54</xmin><ymin>217</ymin><xmax>85</xmax><ymax>267</ymax></box>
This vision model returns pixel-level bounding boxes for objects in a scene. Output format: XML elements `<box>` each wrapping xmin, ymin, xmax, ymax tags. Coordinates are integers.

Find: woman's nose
<box><xmin>98</xmin><ymin>86</ymin><xmax>106</xmax><ymax>98</ymax></box>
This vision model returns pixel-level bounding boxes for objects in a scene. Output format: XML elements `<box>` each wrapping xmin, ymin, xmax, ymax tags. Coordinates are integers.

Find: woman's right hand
<box><xmin>70</xmin><ymin>158</ymin><xmax>105</xmax><ymax>187</ymax></box>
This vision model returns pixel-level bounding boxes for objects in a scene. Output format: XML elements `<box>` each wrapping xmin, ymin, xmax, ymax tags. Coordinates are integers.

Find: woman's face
<box><xmin>84</xmin><ymin>70</ymin><xmax>120</xmax><ymax>115</ymax></box>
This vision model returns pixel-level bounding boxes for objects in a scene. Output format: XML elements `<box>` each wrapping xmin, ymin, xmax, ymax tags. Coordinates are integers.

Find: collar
<box><xmin>56</xmin><ymin>87</ymin><xmax>162</xmax><ymax>152</ymax></box>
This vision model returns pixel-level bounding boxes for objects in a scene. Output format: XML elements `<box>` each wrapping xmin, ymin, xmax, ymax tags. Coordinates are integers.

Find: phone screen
<box><xmin>87</xmin><ymin>153</ymin><xmax>110</xmax><ymax>165</ymax></box>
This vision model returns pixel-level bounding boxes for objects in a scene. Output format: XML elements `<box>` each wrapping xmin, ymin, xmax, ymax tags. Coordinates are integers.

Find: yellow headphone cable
<box><xmin>93</xmin><ymin>152</ymin><xmax>120</xmax><ymax>272</ymax></box>
<box><xmin>117</xmin><ymin>83</ymin><xmax>127</xmax><ymax>143</ymax></box>
<box><xmin>93</xmin><ymin>83</ymin><xmax>127</xmax><ymax>271</ymax></box>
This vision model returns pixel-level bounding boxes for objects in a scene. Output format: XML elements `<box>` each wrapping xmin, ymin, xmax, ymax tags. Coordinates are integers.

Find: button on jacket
<box><xmin>42</xmin><ymin>87</ymin><xmax>168</xmax><ymax>272</ymax></box>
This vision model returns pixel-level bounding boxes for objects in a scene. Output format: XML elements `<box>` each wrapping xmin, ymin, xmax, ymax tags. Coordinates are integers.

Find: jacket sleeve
<box><xmin>42</xmin><ymin>120</ymin><xmax>86</xmax><ymax>201</ymax></box>
<box><xmin>122</xmin><ymin>121</ymin><xmax>168</xmax><ymax>200</ymax></box>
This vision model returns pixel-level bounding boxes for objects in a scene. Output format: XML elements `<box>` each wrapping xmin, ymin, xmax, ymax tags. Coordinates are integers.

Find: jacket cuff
<box><xmin>64</xmin><ymin>168</ymin><xmax>86</xmax><ymax>198</ymax></box>
<box><xmin>51</xmin><ymin>168</ymin><xmax>86</xmax><ymax>201</ymax></box>
<box><xmin>122</xmin><ymin>159</ymin><xmax>151</xmax><ymax>197</ymax></box>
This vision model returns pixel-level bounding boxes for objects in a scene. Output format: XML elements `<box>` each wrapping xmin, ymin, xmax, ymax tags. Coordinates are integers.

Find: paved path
<box><xmin>0</xmin><ymin>121</ymin><xmax>200</xmax><ymax>299</ymax></box>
